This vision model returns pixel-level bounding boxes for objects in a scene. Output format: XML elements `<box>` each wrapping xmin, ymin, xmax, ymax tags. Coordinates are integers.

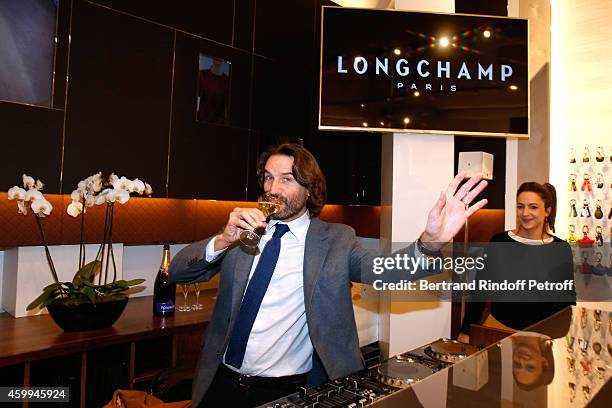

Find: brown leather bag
<box><xmin>103</xmin><ymin>390</ymin><xmax>191</xmax><ymax>408</ymax></box>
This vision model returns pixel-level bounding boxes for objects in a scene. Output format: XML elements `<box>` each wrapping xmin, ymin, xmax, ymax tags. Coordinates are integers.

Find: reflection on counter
<box><xmin>262</xmin><ymin>306</ymin><xmax>611</xmax><ymax>407</ymax></box>
<box><xmin>387</xmin><ymin>306</ymin><xmax>611</xmax><ymax>408</ymax></box>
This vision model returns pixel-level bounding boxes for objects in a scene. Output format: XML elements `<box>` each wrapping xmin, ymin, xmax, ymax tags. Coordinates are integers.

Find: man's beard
<box><xmin>269</xmin><ymin>191</ymin><xmax>308</xmax><ymax>220</ymax></box>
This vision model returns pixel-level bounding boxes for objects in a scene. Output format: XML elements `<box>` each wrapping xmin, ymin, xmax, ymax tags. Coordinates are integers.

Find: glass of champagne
<box><xmin>239</xmin><ymin>193</ymin><xmax>280</xmax><ymax>248</ymax></box>
<box><xmin>192</xmin><ymin>282</ymin><xmax>203</xmax><ymax>310</ymax></box>
<box><xmin>178</xmin><ymin>284</ymin><xmax>191</xmax><ymax>312</ymax></box>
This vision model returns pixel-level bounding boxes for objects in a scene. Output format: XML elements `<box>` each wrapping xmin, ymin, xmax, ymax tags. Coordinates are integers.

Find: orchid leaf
<box><xmin>27</xmin><ymin>285</ymin><xmax>60</xmax><ymax>311</ymax></box>
<box><xmin>72</xmin><ymin>260</ymin><xmax>101</xmax><ymax>287</ymax></box>
<box><xmin>114</xmin><ymin>279</ymin><xmax>145</xmax><ymax>287</ymax></box>
<box><xmin>40</xmin><ymin>294</ymin><xmax>61</xmax><ymax>309</ymax></box>
<box><xmin>42</xmin><ymin>282</ymin><xmax>62</xmax><ymax>292</ymax></box>
<box><xmin>80</xmin><ymin>286</ymin><xmax>97</xmax><ymax>304</ymax></box>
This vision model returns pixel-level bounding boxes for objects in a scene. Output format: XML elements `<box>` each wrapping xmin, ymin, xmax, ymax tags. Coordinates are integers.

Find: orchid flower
<box><xmin>71</xmin><ymin>189</ymin><xmax>82</xmax><ymax>202</ymax></box>
<box><xmin>67</xmin><ymin>201</ymin><xmax>84</xmax><ymax>218</ymax></box>
<box><xmin>84</xmin><ymin>194</ymin><xmax>95</xmax><ymax>207</ymax></box>
<box><xmin>95</xmin><ymin>188</ymin><xmax>111</xmax><ymax>205</ymax></box>
<box><xmin>31</xmin><ymin>198</ymin><xmax>53</xmax><ymax>217</ymax></box>
<box><xmin>22</xmin><ymin>174</ymin><xmax>35</xmax><ymax>189</ymax></box>
<box><xmin>91</xmin><ymin>172</ymin><xmax>103</xmax><ymax>192</ymax></box>
<box><xmin>132</xmin><ymin>178</ymin><xmax>145</xmax><ymax>194</ymax></box>
<box><xmin>25</xmin><ymin>189</ymin><xmax>43</xmax><ymax>202</ymax></box>
<box><xmin>8</xmin><ymin>186</ymin><xmax>26</xmax><ymax>201</ymax></box>
<box><xmin>17</xmin><ymin>201</ymin><xmax>27</xmax><ymax>215</ymax></box>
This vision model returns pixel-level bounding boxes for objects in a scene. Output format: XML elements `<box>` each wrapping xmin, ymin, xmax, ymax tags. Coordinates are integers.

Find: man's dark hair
<box><xmin>257</xmin><ymin>143</ymin><xmax>327</xmax><ymax>217</ymax></box>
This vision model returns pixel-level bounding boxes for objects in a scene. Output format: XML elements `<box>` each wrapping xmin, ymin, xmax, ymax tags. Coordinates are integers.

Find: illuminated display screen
<box><xmin>319</xmin><ymin>7</ymin><xmax>528</xmax><ymax>137</ymax></box>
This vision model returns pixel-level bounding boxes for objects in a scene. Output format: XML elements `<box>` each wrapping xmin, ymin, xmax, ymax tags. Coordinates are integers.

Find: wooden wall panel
<box><xmin>0</xmin><ymin>193</ymin><xmax>381</xmax><ymax>248</ymax></box>
<box><xmin>62</xmin><ymin>1</ymin><xmax>174</xmax><ymax>196</ymax></box>
<box><xmin>1</xmin><ymin>103</ymin><xmax>64</xmax><ymax>194</ymax></box>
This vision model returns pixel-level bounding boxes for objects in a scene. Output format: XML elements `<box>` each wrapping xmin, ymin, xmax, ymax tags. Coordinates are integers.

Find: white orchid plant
<box><xmin>8</xmin><ymin>173</ymin><xmax>151</xmax><ymax>310</ymax></box>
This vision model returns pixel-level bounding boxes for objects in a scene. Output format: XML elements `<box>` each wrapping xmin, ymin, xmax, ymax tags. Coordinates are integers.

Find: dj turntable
<box><xmin>422</xmin><ymin>338</ymin><xmax>478</xmax><ymax>363</ymax></box>
<box><xmin>372</xmin><ymin>356</ymin><xmax>436</xmax><ymax>388</ymax></box>
<box><xmin>260</xmin><ymin>339</ymin><xmax>479</xmax><ymax>408</ymax></box>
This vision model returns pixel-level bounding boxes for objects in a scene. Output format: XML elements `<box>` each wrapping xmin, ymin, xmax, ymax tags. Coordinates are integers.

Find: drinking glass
<box><xmin>192</xmin><ymin>282</ymin><xmax>203</xmax><ymax>310</ymax></box>
<box><xmin>178</xmin><ymin>284</ymin><xmax>191</xmax><ymax>312</ymax></box>
<box><xmin>239</xmin><ymin>193</ymin><xmax>280</xmax><ymax>248</ymax></box>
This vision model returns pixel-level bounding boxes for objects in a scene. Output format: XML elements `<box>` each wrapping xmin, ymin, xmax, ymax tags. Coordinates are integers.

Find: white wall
<box><xmin>377</xmin><ymin>0</ymin><xmax>455</xmax><ymax>364</ymax></box>
<box><xmin>0</xmin><ymin>243</ymin><xmax>191</xmax><ymax>316</ymax></box>
<box><xmin>2</xmin><ymin>244</ymin><xmax>124</xmax><ymax>317</ymax></box>
<box><xmin>550</xmin><ymin>0</ymin><xmax>612</xmax><ymax>239</ymax></box>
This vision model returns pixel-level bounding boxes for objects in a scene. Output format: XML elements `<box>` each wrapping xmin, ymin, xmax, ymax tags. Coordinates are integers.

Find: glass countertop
<box><xmin>376</xmin><ymin>306</ymin><xmax>611</xmax><ymax>407</ymax></box>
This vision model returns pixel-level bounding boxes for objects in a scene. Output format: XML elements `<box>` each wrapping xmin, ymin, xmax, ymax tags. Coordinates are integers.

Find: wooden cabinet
<box><xmin>0</xmin><ymin>293</ymin><xmax>214</xmax><ymax>407</ymax></box>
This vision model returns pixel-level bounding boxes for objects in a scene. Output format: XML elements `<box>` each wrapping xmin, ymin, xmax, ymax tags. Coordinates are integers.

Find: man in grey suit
<box><xmin>169</xmin><ymin>143</ymin><xmax>488</xmax><ymax>407</ymax></box>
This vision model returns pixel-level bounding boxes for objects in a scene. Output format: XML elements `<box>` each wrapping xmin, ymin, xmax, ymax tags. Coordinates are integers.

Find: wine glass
<box><xmin>192</xmin><ymin>282</ymin><xmax>203</xmax><ymax>310</ymax></box>
<box><xmin>239</xmin><ymin>193</ymin><xmax>280</xmax><ymax>248</ymax></box>
<box><xmin>178</xmin><ymin>284</ymin><xmax>191</xmax><ymax>312</ymax></box>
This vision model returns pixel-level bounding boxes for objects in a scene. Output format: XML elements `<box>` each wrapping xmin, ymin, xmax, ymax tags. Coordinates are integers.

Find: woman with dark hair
<box><xmin>458</xmin><ymin>182</ymin><xmax>575</xmax><ymax>344</ymax></box>
<box><xmin>511</xmin><ymin>333</ymin><xmax>555</xmax><ymax>390</ymax></box>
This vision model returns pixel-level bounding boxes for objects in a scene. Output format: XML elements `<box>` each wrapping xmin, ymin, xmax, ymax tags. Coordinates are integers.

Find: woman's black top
<box><xmin>460</xmin><ymin>231</ymin><xmax>575</xmax><ymax>334</ymax></box>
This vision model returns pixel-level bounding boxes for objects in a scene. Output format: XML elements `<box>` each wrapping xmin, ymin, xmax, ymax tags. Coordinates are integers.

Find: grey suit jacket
<box><xmin>169</xmin><ymin>217</ymin><xmax>434</xmax><ymax>406</ymax></box>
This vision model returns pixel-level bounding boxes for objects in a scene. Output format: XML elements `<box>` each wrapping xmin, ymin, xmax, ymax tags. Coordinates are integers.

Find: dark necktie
<box><xmin>225</xmin><ymin>223</ymin><xmax>290</xmax><ymax>369</ymax></box>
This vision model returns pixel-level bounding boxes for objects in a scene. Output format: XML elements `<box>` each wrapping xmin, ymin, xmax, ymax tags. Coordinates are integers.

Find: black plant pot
<box><xmin>46</xmin><ymin>297</ymin><xmax>129</xmax><ymax>332</ymax></box>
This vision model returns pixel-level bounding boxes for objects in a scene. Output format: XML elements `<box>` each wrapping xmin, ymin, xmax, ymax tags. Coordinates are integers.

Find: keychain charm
<box><xmin>596</xmin><ymin>226</ymin><xmax>604</xmax><ymax>246</ymax></box>
<box><xmin>566</xmin><ymin>335</ymin><xmax>575</xmax><ymax>353</ymax></box>
<box><xmin>596</xmin><ymin>146</ymin><xmax>605</xmax><ymax>162</ymax></box>
<box><xmin>596</xmin><ymin>172</ymin><xmax>604</xmax><ymax>189</ymax></box>
<box><xmin>567</xmin><ymin>357</ymin><xmax>576</xmax><ymax>373</ymax></box>
<box><xmin>594</xmin><ymin>310</ymin><xmax>602</xmax><ymax>331</ymax></box>
<box><xmin>593</xmin><ymin>252</ymin><xmax>605</xmax><ymax>275</ymax></box>
<box><xmin>580</xmin><ymin>359</ymin><xmax>592</xmax><ymax>374</ymax></box>
<box><xmin>578</xmin><ymin>226</ymin><xmax>594</xmax><ymax>249</ymax></box>
<box><xmin>569</xmin><ymin>173</ymin><xmax>577</xmax><ymax>192</ymax></box>
<box><xmin>595</xmin><ymin>146</ymin><xmax>604</xmax><ymax>162</ymax></box>
<box><xmin>581</xmin><ymin>199</ymin><xmax>591</xmax><ymax>217</ymax></box>
<box><xmin>569</xmin><ymin>199</ymin><xmax>578</xmax><ymax>217</ymax></box>
<box><xmin>570</xmin><ymin>147</ymin><xmax>576</xmax><ymax>163</ymax></box>
<box><xmin>581</xmin><ymin>174</ymin><xmax>592</xmax><ymax>192</ymax></box>
<box><xmin>583</xmin><ymin>146</ymin><xmax>591</xmax><ymax>162</ymax></box>
<box><xmin>594</xmin><ymin>200</ymin><xmax>603</xmax><ymax>219</ymax></box>
<box><xmin>579</xmin><ymin>251</ymin><xmax>592</xmax><ymax>273</ymax></box>
<box><xmin>583</xmin><ymin>385</ymin><xmax>591</xmax><ymax>402</ymax></box>
<box><xmin>568</xmin><ymin>224</ymin><xmax>577</xmax><ymax>243</ymax></box>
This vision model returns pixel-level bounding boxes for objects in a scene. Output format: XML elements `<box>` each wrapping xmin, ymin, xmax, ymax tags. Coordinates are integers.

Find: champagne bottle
<box><xmin>153</xmin><ymin>244</ymin><xmax>176</xmax><ymax>316</ymax></box>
